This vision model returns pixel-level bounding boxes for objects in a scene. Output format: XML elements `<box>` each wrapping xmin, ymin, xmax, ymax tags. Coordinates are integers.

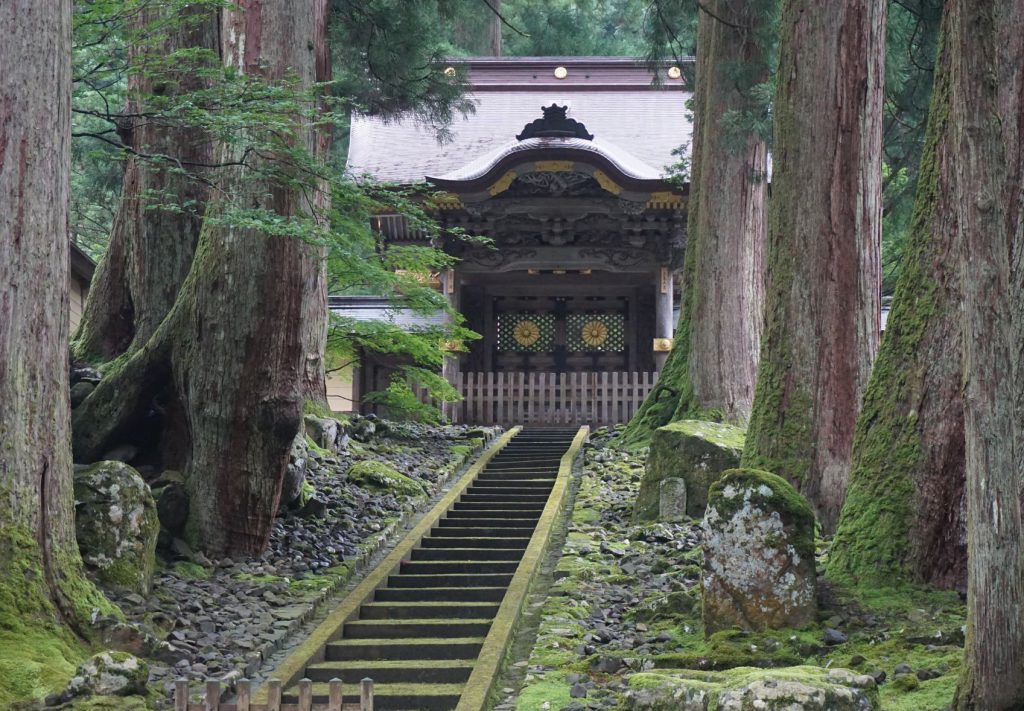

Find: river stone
<box><xmin>64</xmin><ymin>651</ymin><xmax>149</xmax><ymax>698</ymax></box>
<box><xmin>635</xmin><ymin>420</ymin><xmax>744</xmax><ymax>521</ymax></box>
<box><xmin>658</xmin><ymin>478</ymin><xmax>687</xmax><ymax>522</ymax></box>
<box><xmin>702</xmin><ymin>468</ymin><xmax>816</xmax><ymax>634</ymax></box>
<box><xmin>74</xmin><ymin>461</ymin><xmax>160</xmax><ymax>594</ymax></box>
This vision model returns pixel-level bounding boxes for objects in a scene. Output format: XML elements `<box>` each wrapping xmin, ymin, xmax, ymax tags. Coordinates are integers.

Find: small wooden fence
<box><xmin>174</xmin><ymin>677</ymin><xmax>373</xmax><ymax>711</ymax></box>
<box><xmin>446</xmin><ymin>371</ymin><xmax>658</xmax><ymax>425</ymax></box>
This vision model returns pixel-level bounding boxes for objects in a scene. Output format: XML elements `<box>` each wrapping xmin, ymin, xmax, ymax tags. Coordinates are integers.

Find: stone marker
<box><xmin>702</xmin><ymin>468</ymin><xmax>817</xmax><ymax>634</ymax></box>
<box><xmin>658</xmin><ymin>478</ymin><xmax>687</xmax><ymax>522</ymax></box>
<box><xmin>635</xmin><ymin>420</ymin><xmax>744</xmax><ymax>521</ymax></box>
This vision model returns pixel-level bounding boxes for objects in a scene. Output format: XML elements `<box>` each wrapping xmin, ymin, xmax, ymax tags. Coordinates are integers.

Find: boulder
<box><xmin>70</xmin><ymin>380</ymin><xmax>96</xmax><ymax>407</ymax></box>
<box><xmin>627</xmin><ymin>668</ymin><xmax>877</xmax><ymax>711</ymax></box>
<box><xmin>74</xmin><ymin>461</ymin><xmax>159</xmax><ymax>594</ymax></box>
<box><xmin>281</xmin><ymin>434</ymin><xmax>308</xmax><ymax>507</ymax></box>
<box><xmin>304</xmin><ymin>414</ymin><xmax>349</xmax><ymax>452</ymax></box>
<box><xmin>634</xmin><ymin>420</ymin><xmax>744</xmax><ymax>521</ymax></box>
<box><xmin>152</xmin><ymin>470</ymin><xmax>188</xmax><ymax>533</ymax></box>
<box><xmin>346</xmin><ymin>460</ymin><xmax>425</xmax><ymax>497</ymax></box>
<box><xmin>701</xmin><ymin>468</ymin><xmax>817</xmax><ymax>634</ymax></box>
<box><xmin>63</xmin><ymin>651</ymin><xmax>149</xmax><ymax>699</ymax></box>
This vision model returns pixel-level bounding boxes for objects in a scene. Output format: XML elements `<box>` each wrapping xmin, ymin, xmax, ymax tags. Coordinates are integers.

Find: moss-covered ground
<box><xmin>511</xmin><ymin>428</ymin><xmax>967</xmax><ymax>711</ymax></box>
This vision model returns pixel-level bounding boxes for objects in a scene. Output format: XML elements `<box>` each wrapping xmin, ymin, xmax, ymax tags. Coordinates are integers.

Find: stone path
<box><xmin>280</xmin><ymin>429</ymin><xmax>581</xmax><ymax>710</ymax></box>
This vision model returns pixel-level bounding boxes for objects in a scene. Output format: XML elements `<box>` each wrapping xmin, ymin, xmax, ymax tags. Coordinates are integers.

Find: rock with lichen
<box><xmin>74</xmin><ymin>461</ymin><xmax>159</xmax><ymax>594</ymax></box>
<box><xmin>62</xmin><ymin>651</ymin><xmax>149</xmax><ymax>699</ymax></box>
<box><xmin>701</xmin><ymin>468</ymin><xmax>816</xmax><ymax>634</ymax></box>
<box><xmin>346</xmin><ymin>460</ymin><xmax>425</xmax><ymax>497</ymax></box>
<box><xmin>627</xmin><ymin>667</ymin><xmax>877</xmax><ymax>710</ymax></box>
<box><xmin>634</xmin><ymin>420</ymin><xmax>745</xmax><ymax>521</ymax></box>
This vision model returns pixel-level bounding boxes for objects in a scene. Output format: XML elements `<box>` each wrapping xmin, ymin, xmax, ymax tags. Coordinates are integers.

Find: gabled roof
<box><xmin>346</xmin><ymin>57</ymin><xmax>694</xmax><ymax>185</ymax></box>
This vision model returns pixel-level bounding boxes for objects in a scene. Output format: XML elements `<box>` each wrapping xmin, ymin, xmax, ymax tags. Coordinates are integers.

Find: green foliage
<box><xmin>881</xmin><ymin>0</ymin><xmax>943</xmax><ymax>290</ymax></box>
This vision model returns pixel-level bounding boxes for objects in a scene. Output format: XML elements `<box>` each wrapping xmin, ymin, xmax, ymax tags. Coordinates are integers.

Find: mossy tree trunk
<box><xmin>72</xmin><ymin>0</ymin><xmax>331</xmax><ymax>557</ymax></box>
<box><xmin>828</xmin><ymin>18</ymin><xmax>966</xmax><ymax>590</ymax></box>
<box><xmin>0</xmin><ymin>0</ymin><xmax>113</xmax><ymax>635</ymax></box>
<box><xmin>620</xmin><ymin>0</ymin><xmax>769</xmax><ymax>444</ymax></box>
<box><xmin>74</xmin><ymin>4</ymin><xmax>219</xmax><ymax>360</ymax></box>
<box><xmin>741</xmin><ymin>0</ymin><xmax>885</xmax><ymax>532</ymax></box>
<box><xmin>949</xmin><ymin>0</ymin><xmax>1024</xmax><ymax>706</ymax></box>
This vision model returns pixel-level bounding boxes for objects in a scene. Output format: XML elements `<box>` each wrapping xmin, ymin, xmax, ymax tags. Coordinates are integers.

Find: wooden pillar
<box><xmin>440</xmin><ymin>268</ymin><xmax>462</xmax><ymax>420</ymax></box>
<box><xmin>654</xmin><ymin>267</ymin><xmax>674</xmax><ymax>371</ymax></box>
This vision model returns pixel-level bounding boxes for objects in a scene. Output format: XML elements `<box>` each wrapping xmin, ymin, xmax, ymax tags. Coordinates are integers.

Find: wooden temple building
<box><xmin>337</xmin><ymin>57</ymin><xmax>693</xmax><ymax>425</ymax></box>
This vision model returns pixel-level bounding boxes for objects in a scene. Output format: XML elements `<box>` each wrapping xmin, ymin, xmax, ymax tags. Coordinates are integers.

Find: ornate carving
<box><xmin>507</xmin><ymin>171</ymin><xmax>603</xmax><ymax>198</ymax></box>
<box><xmin>516</xmin><ymin>104</ymin><xmax>595</xmax><ymax>141</ymax></box>
<box><xmin>462</xmin><ymin>247</ymin><xmax>538</xmax><ymax>268</ymax></box>
<box><xmin>578</xmin><ymin>247</ymin><xmax>655</xmax><ymax>268</ymax></box>
<box><xmin>617</xmin><ymin>198</ymin><xmax>648</xmax><ymax>216</ymax></box>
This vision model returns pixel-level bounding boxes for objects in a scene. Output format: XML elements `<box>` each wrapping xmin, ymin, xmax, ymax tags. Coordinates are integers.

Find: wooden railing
<box><xmin>174</xmin><ymin>677</ymin><xmax>373</xmax><ymax>711</ymax></box>
<box><xmin>446</xmin><ymin>371</ymin><xmax>658</xmax><ymax>425</ymax></box>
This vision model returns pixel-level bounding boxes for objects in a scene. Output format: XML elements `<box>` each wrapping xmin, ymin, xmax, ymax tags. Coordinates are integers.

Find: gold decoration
<box><xmin>653</xmin><ymin>338</ymin><xmax>674</xmax><ymax>352</ymax></box>
<box><xmin>444</xmin><ymin>66</ymin><xmax>457</xmax><ymax>77</ymax></box>
<box><xmin>533</xmin><ymin>160</ymin><xmax>576</xmax><ymax>172</ymax></box>
<box><xmin>554</xmin><ymin>66</ymin><xmax>569</xmax><ymax>79</ymax></box>
<box><xmin>667</xmin><ymin>66</ymin><xmax>682</xmax><ymax>80</ymax></box>
<box><xmin>591</xmin><ymin>169</ymin><xmax>623</xmax><ymax>195</ymax></box>
<box><xmin>513</xmin><ymin>320</ymin><xmax>541</xmax><ymax>347</ymax></box>
<box><xmin>488</xmin><ymin>170</ymin><xmax>518</xmax><ymax>197</ymax></box>
<box><xmin>647</xmin><ymin>191</ymin><xmax>685</xmax><ymax>209</ymax></box>
<box><xmin>581</xmin><ymin>320</ymin><xmax>610</xmax><ymax>348</ymax></box>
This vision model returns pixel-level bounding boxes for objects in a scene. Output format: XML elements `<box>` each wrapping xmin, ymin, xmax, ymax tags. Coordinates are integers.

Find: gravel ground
<box><xmin>92</xmin><ymin>418</ymin><xmax>498</xmax><ymax>703</ymax></box>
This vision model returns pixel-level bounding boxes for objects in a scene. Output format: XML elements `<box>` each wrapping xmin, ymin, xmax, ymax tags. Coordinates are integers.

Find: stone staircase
<box><xmin>282</xmin><ymin>428</ymin><xmax>580</xmax><ymax>710</ymax></box>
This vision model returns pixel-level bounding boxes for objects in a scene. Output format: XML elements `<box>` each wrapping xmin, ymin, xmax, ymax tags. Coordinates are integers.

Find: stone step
<box><xmin>325</xmin><ymin>636</ymin><xmax>485</xmax><ymax>661</ymax></box>
<box><xmin>358</xmin><ymin>601</ymin><xmax>501</xmax><ymax>620</ymax></box>
<box><xmin>474</xmin><ymin>471</ymin><xmax>558</xmax><ymax>480</ymax></box>
<box><xmin>305</xmin><ymin>658</ymin><xmax>476</xmax><ymax>684</ymax></box>
<box><xmin>400</xmin><ymin>560</ymin><xmax>520</xmax><ymax>575</ymax></box>
<box><xmin>466</xmin><ymin>485</ymin><xmax>557</xmax><ymax>495</ymax></box>
<box><xmin>387</xmin><ymin>572</ymin><xmax>514</xmax><ymax>588</ymax></box>
<box><xmin>343</xmin><ymin>618</ymin><xmax>492</xmax><ymax>639</ymax></box>
<box><xmin>374</xmin><ymin>587</ymin><xmax>507</xmax><ymax>603</ymax></box>
<box><xmin>419</xmin><ymin>535</ymin><xmax>531</xmax><ymax>548</ymax></box>
<box><xmin>444</xmin><ymin>509</ymin><xmax>540</xmax><ymax>521</ymax></box>
<box><xmin>451</xmin><ymin>501</ymin><xmax>546</xmax><ymax>512</ymax></box>
<box><xmin>470</xmin><ymin>479</ymin><xmax>556</xmax><ymax>489</ymax></box>
<box><xmin>436</xmin><ymin>518</ymin><xmax>540</xmax><ymax>531</ymax></box>
<box><xmin>282</xmin><ymin>682</ymin><xmax>464</xmax><ymax>710</ymax></box>
<box><xmin>437</xmin><ymin>513</ymin><xmax>542</xmax><ymax>526</ymax></box>
<box><xmin>430</xmin><ymin>525</ymin><xmax>537</xmax><ymax>537</ymax></box>
<box><xmin>410</xmin><ymin>546</ymin><xmax>526</xmax><ymax>560</ymax></box>
<box><xmin>459</xmin><ymin>493</ymin><xmax>549</xmax><ymax>503</ymax></box>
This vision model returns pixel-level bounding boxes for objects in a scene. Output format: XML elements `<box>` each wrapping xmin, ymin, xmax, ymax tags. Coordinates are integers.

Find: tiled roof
<box><xmin>329</xmin><ymin>296</ymin><xmax>445</xmax><ymax>331</ymax></box>
<box><xmin>346</xmin><ymin>57</ymin><xmax>693</xmax><ymax>185</ymax></box>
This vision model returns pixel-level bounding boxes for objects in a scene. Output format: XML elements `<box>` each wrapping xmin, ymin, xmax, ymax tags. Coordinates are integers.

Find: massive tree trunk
<box><xmin>74</xmin><ymin>4</ymin><xmax>219</xmax><ymax>360</ymax></box>
<box><xmin>0</xmin><ymin>0</ymin><xmax>112</xmax><ymax>644</ymax></box>
<box><xmin>950</xmin><ymin>0</ymin><xmax>1024</xmax><ymax>706</ymax></box>
<box><xmin>742</xmin><ymin>0</ymin><xmax>885</xmax><ymax>532</ymax></box>
<box><xmin>621</xmin><ymin>0</ymin><xmax>769</xmax><ymax>445</ymax></box>
<box><xmin>72</xmin><ymin>0</ymin><xmax>331</xmax><ymax>556</ymax></box>
<box><xmin>828</xmin><ymin>16</ymin><xmax>966</xmax><ymax>590</ymax></box>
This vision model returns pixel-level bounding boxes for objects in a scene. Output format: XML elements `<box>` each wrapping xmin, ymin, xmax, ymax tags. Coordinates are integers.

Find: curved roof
<box><xmin>346</xmin><ymin>57</ymin><xmax>693</xmax><ymax>185</ymax></box>
<box><xmin>430</xmin><ymin>136</ymin><xmax>662</xmax><ymax>183</ymax></box>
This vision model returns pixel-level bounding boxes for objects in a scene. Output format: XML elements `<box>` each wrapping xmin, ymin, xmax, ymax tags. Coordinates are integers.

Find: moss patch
<box><xmin>635</xmin><ymin>421</ymin><xmax>745</xmax><ymax>520</ymax></box>
<box><xmin>346</xmin><ymin>460</ymin><xmax>426</xmax><ymax>497</ymax></box>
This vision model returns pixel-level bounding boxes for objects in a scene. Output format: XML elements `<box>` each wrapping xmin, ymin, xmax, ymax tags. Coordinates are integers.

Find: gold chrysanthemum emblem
<box><xmin>513</xmin><ymin>319</ymin><xmax>541</xmax><ymax>347</ymax></box>
<box><xmin>581</xmin><ymin>319</ymin><xmax>609</xmax><ymax>348</ymax></box>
